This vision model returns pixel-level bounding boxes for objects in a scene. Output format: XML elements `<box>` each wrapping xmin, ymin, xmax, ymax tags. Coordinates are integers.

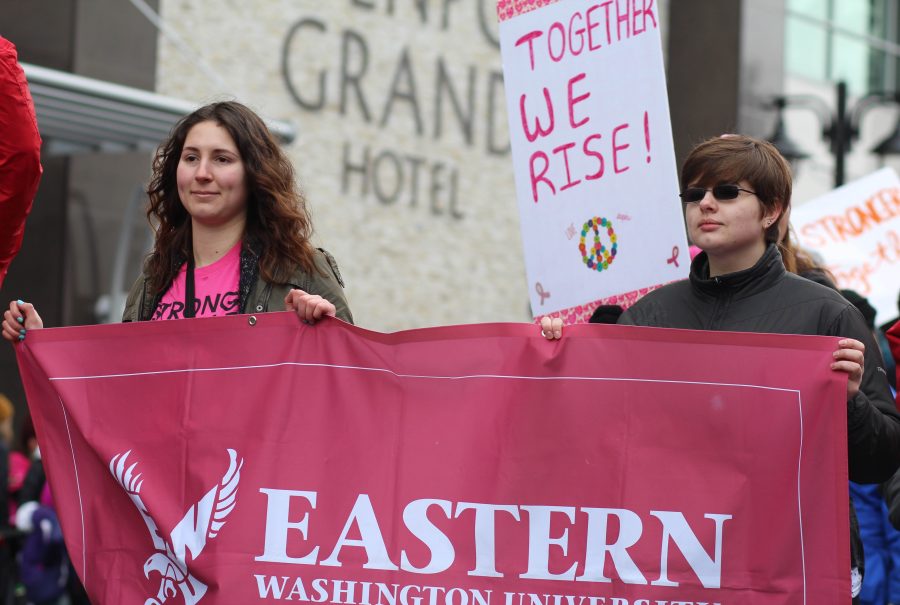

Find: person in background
<box><xmin>878</xmin><ymin>292</ymin><xmax>898</xmax><ymax>392</ymax></box>
<box><xmin>13</xmin><ymin>416</ymin><xmax>87</xmax><ymax>605</ymax></box>
<box><xmin>882</xmin><ymin>316</ymin><xmax>900</xmax><ymax>553</ymax></box>
<box><xmin>0</xmin><ymin>35</ymin><xmax>42</xmax><ymax>289</ymax></box>
<box><xmin>0</xmin><ymin>394</ymin><xmax>12</xmax><ymax>605</ymax></box>
<box><xmin>888</xmin><ymin>319</ymin><xmax>900</xmax><ymax>399</ymax></box>
<box><xmin>0</xmin><ymin>395</ymin><xmax>11</xmax><ymax>521</ymax></box>
<box><xmin>841</xmin><ymin>290</ymin><xmax>900</xmax><ymax>605</ymax></box>
<box><xmin>0</xmin><ymin>394</ymin><xmax>28</xmax><ymax>525</ymax></box>
<box><xmin>2</xmin><ymin>100</ymin><xmax>351</xmax><ymax>341</ymax></box>
<box><xmin>542</xmin><ymin>135</ymin><xmax>900</xmax><ymax>603</ymax></box>
<box><xmin>16</xmin><ymin>498</ymin><xmax>69</xmax><ymax>605</ymax></box>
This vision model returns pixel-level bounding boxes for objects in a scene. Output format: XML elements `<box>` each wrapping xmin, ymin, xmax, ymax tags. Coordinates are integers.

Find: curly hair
<box><xmin>681</xmin><ymin>135</ymin><xmax>792</xmax><ymax>244</ymax></box>
<box><xmin>145</xmin><ymin>101</ymin><xmax>316</xmax><ymax>295</ymax></box>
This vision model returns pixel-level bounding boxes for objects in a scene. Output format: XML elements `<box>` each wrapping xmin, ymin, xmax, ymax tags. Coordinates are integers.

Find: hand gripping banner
<box><xmin>16</xmin><ymin>314</ymin><xmax>848</xmax><ymax>604</ymax></box>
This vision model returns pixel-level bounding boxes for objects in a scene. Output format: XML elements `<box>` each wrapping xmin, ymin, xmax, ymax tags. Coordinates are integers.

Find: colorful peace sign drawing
<box><xmin>578</xmin><ymin>216</ymin><xmax>618</xmax><ymax>272</ymax></box>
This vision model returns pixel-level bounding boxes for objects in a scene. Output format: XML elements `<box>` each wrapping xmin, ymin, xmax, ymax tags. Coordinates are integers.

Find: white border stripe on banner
<box><xmin>47</xmin><ymin>360</ymin><xmax>802</xmax><ymax>393</ymax></box>
<box><xmin>798</xmin><ymin>397</ymin><xmax>806</xmax><ymax>605</ymax></box>
<box><xmin>58</xmin><ymin>395</ymin><xmax>87</xmax><ymax>583</ymax></box>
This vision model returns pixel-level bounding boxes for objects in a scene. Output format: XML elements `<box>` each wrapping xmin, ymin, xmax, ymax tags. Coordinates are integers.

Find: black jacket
<box><xmin>619</xmin><ymin>244</ymin><xmax>900</xmax><ymax>577</ymax></box>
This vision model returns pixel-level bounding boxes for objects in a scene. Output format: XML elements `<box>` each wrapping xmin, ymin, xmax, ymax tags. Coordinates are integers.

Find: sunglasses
<box><xmin>679</xmin><ymin>184</ymin><xmax>757</xmax><ymax>203</ymax></box>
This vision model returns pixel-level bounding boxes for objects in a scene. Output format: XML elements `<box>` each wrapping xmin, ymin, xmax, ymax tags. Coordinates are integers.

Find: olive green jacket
<box><xmin>122</xmin><ymin>247</ymin><xmax>352</xmax><ymax>323</ymax></box>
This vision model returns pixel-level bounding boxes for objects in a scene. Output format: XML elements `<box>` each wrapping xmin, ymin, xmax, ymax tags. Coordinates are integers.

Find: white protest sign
<box><xmin>498</xmin><ymin>0</ymin><xmax>688</xmax><ymax>319</ymax></box>
<box><xmin>792</xmin><ymin>167</ymin><xmax>900</xmax><ymax>326</ymax></box>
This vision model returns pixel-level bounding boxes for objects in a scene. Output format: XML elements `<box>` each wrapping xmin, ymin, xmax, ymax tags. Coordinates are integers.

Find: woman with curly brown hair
<box><xmin>3</xmin><ymin>101</ymin><xmax>351</xmax><ymax>340</ymax></box>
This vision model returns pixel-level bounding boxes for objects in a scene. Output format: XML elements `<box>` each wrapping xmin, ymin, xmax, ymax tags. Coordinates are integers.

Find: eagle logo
<box><xmin>109</xmin><ymin>449</ymin><xmax>243</xmax><ymax>605</ymax></box>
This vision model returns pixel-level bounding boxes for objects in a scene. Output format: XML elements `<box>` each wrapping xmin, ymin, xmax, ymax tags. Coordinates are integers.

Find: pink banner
<box><xmin>17</xmin><ymin>314</ymin><xmax>848</xmax><ymax>604</ymax></box>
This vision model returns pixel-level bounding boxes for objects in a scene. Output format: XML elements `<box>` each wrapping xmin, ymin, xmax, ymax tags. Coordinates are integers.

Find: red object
<box><xmin>888</xmin><ymin>320</ymin><xmax>900</xmax><ymax>404</ymax></box>
<box><xmin>0</xmin><ymin>37</ymin><xmax>42</xmax><ymax>289</ymax></box>
<box><xmin>7</xmin><ymin>450</ymin><xmax>29</xmax><ymax>524</ymax></box>
<box><xmin>17</xmin><ymin>315</ymin><xmax>849</xmax><ymax>604</ymax></box>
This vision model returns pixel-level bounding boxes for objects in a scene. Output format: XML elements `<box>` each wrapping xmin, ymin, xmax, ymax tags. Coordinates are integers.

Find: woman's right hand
<box><xmin>2</xmin><ymin>300</ymin><xmax>42</xmax><ymax>343</ymax></box>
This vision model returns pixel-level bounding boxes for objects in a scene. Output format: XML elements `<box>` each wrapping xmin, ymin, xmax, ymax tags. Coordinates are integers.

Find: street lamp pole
<box><xmin>768</xmin><ymin>80</ymin><xmax>900</xmax><ymax>188</ymax></box>
<box><xmin>833</xmin><ymin>81</ymin><xmax>848</xmax><ymax>187</ymax></box>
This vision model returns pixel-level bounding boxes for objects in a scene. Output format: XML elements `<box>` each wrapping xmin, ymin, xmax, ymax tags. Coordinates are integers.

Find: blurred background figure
<box><xmin>0</xmin><ymin>393</ymin><xmax>31</xmax><ymax>605</ymax></box>
<box><xmin>15</xmin><ymin>497</ymin><xmax>68</xmax><ymax>605</ymax></box>
<box><xmin>10</xmin><ymin>414</ymin><xmax>87</xmax><ymax>605</ymax></box>
<box><xmin>888</xmin><ymin>315</ymin><xmax>900</xmax><ymax>400</ymax></box>
<box><xmin>879</xmin><ymin>293</ymin><xmax>899</xmax><ymax>393</ymax></box>
<box><xmin>0</xmin><ymin>393</ymin><xmax>14</xmax><ymax>604</ymax></box>
<box><xmin>0</xmin><ymin>394</ymin><xmax>29</xmax><ymax>522</ymax></box>
<box><xmin>841</xmin><ymin>290</ymin><xmax>900</xmax><ymax>605</ymax></box>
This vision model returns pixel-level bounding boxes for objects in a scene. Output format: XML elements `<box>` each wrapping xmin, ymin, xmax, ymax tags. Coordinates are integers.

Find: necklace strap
<box><xmin>184</xmin><ymin>257</ymin><xmax>196</xmax><ymax>318</ymax></box>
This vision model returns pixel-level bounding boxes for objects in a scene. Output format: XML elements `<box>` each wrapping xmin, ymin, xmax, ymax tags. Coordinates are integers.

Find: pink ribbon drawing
<box><xmin>535</xmin><ymin>282</ymin><xmax>550</xmax><ymax>305</ymax></box>
<box><xmin>667</xmin><ymin>246</ymin><xmax>680</xmax><ymax>268</ymax></box>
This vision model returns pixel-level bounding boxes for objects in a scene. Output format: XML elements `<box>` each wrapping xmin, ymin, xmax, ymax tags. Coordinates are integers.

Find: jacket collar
<box><xmin>689</xmin><ymin>243</ymin><xmax>786</xmax><ymax>298</ymax></box>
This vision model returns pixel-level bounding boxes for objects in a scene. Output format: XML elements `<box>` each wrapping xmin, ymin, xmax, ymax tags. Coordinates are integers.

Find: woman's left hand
<box><xmin>540</xmin><ymin>316</ymin><xmax>563</xmax><ymax>340</ymax></box>
<box><xmin>285</xmin><ymin>289</ymin><xmax>336</xmax><ymax>324</ymax></box>
<box><xmin>832</xmin><ymin>338</ymin><xmax>865</xmax><ymax>400</ymax></box>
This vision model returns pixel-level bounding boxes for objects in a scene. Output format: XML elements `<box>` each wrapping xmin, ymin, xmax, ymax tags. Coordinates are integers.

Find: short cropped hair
<box><xmin>681</xmin><ymin>135</ymin><xmax>792</xmax><ymax>243</ymax></box>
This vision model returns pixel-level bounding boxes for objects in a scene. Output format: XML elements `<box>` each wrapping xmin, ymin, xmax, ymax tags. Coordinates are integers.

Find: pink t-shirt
<box><xmin>153</xmin><ymin>242</ymin><xmax>241</xmax><ymax>320</ymax></box>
